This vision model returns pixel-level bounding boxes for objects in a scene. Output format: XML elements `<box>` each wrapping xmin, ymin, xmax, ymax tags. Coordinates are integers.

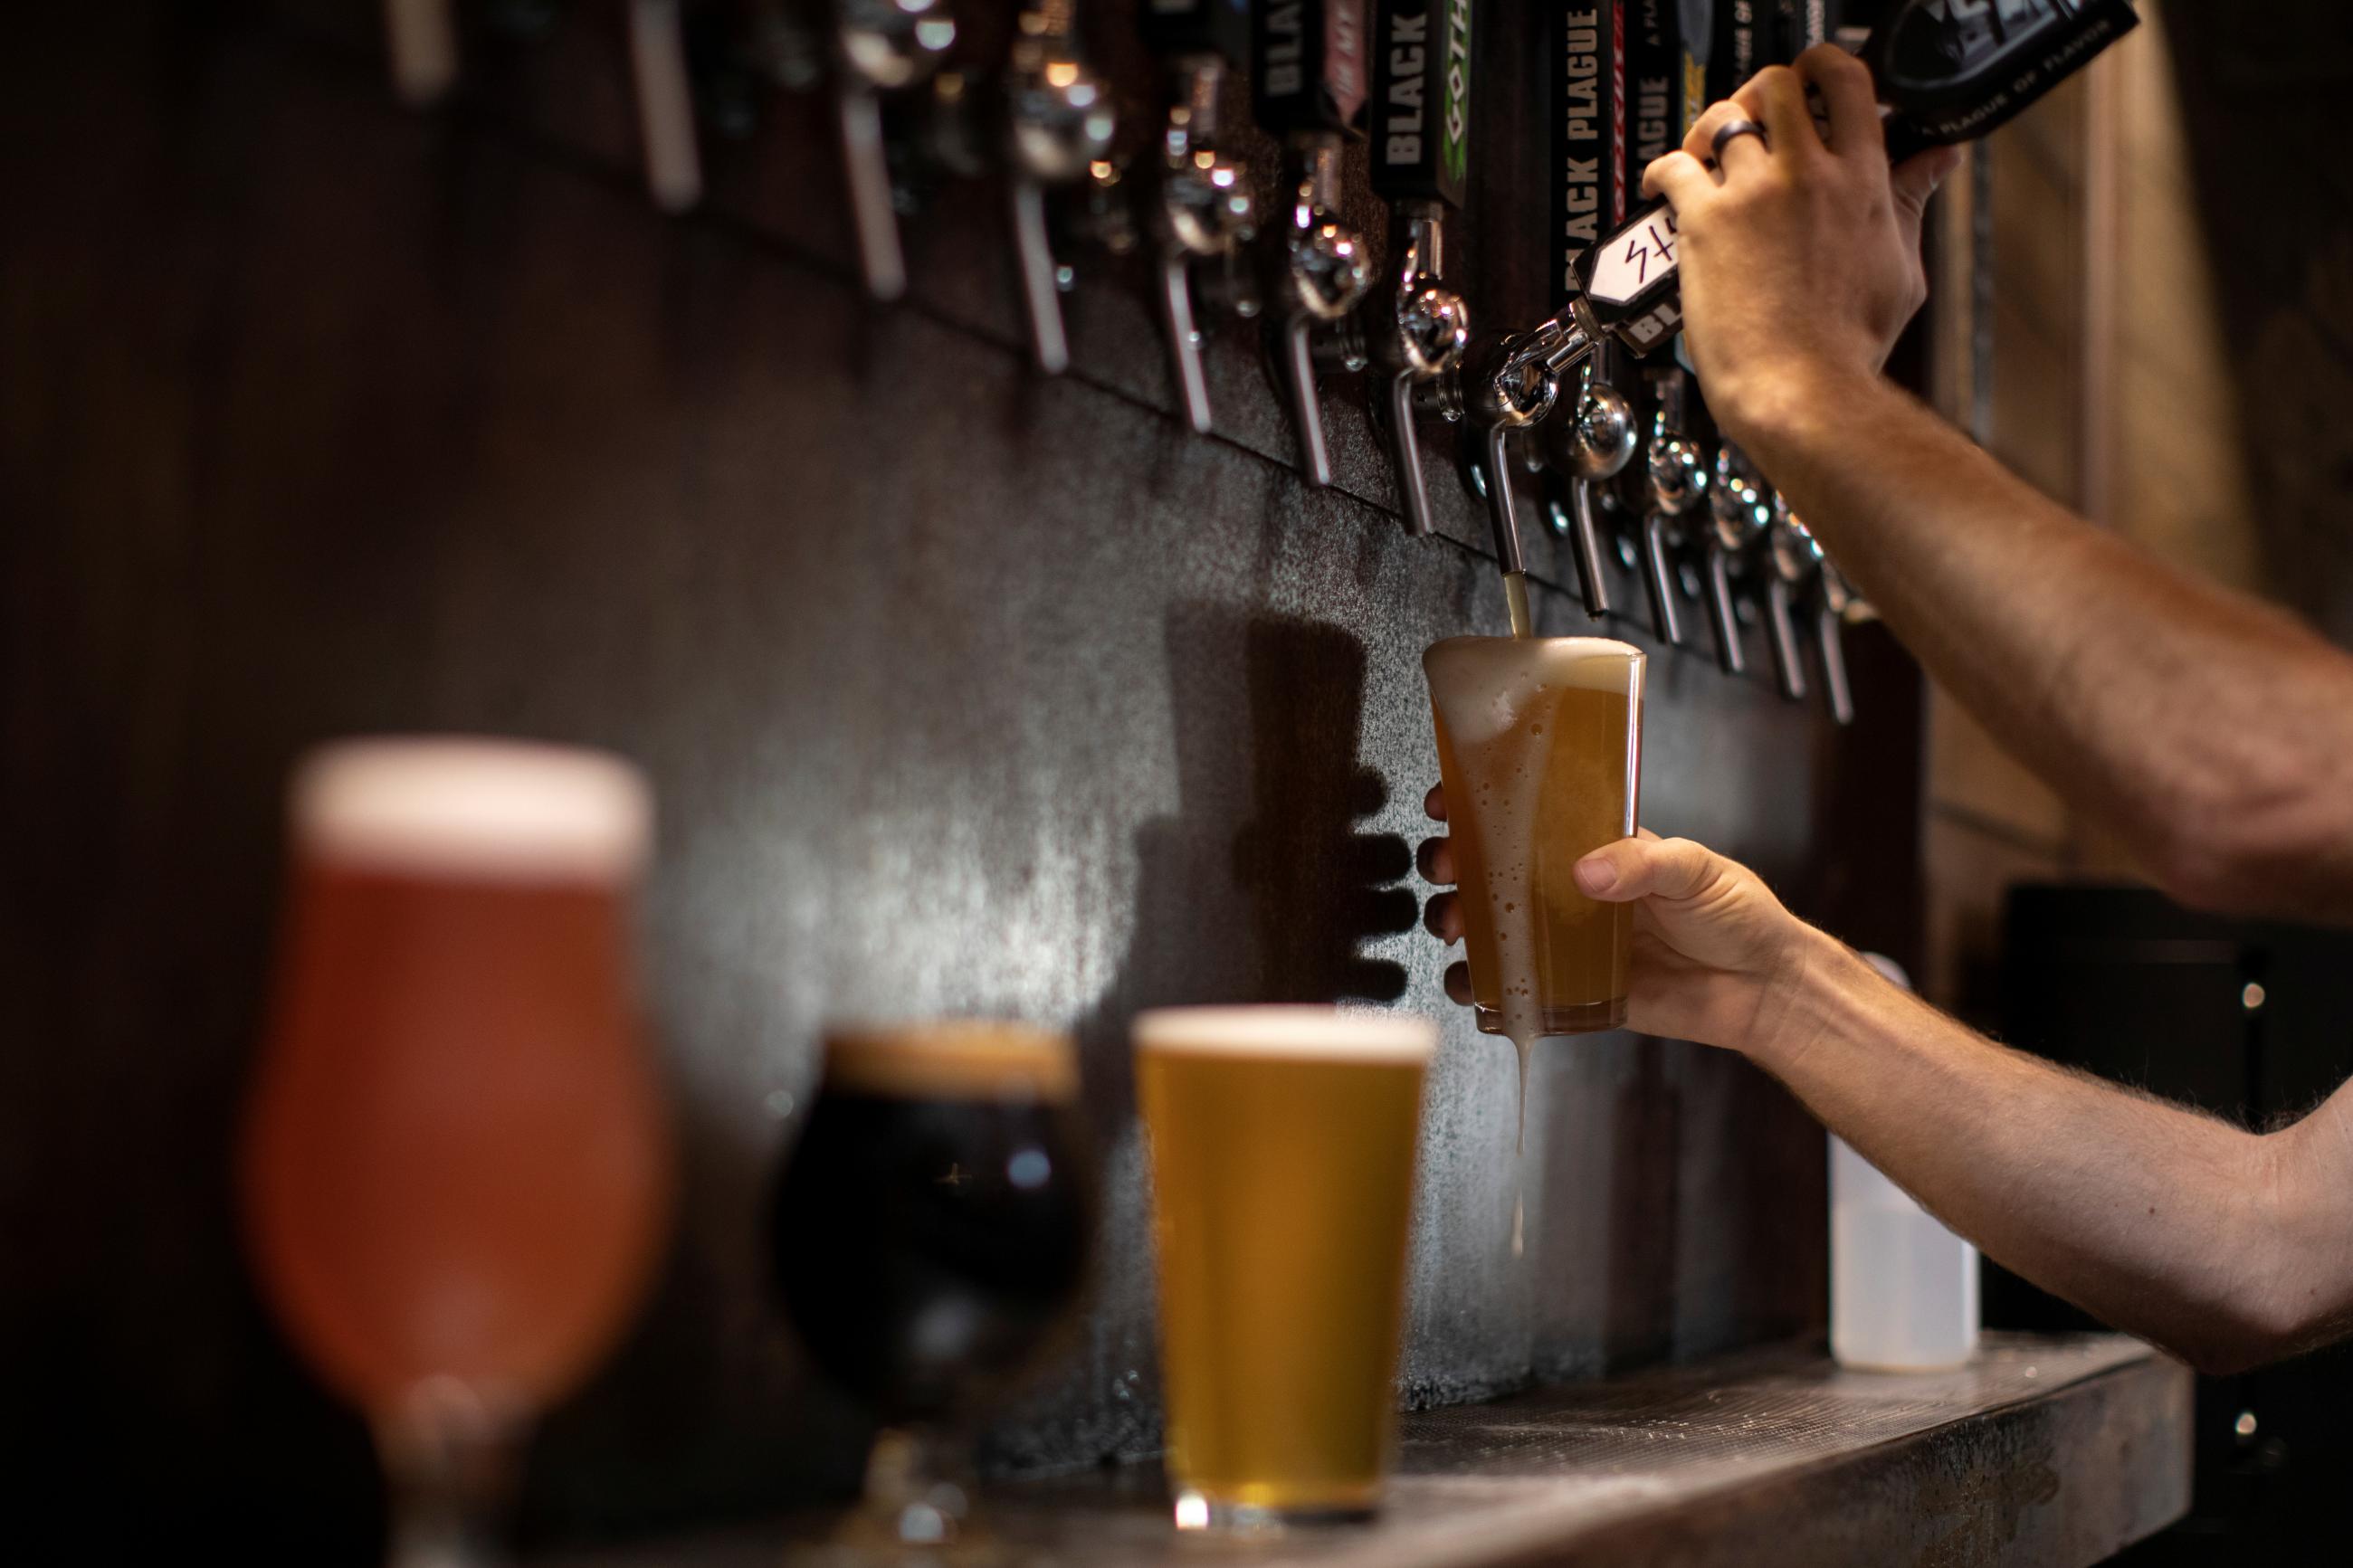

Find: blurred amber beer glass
<box><xmin>243</xmin><ymin>737</ymin><xmax>671</xmax><ymax>1566</ymax></box>
<box><xmin>1422</xmin><ymin>637</ymin><xmax>1645</xmax><ymax>1039</ymax></box>
<box><xmin>1137</xmin><ymin>1006</ymin><xmax>1436</xmax><ymax>1527</ymax></box>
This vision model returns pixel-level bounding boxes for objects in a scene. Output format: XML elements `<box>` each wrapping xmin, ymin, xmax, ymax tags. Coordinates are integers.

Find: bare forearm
<box><xmin>1733</xmin><ymin>370</ymin><xmax>2353</xmax><ymax>920</ymax></box>
<box><xmin>1758</xmin><ymin>934</ymin><xmax>2302</xmax><ymax>1372</ymax></box>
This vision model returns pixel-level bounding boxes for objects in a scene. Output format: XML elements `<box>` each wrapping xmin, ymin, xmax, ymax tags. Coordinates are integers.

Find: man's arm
<box><xmin>1650</xmin><ymin>49</ymin><xmax>2353</xmax><ymax>923</ymax></box>
<box><xmin>1565</xmin><ymin>833</ymin><xmax>2353</xmax><ymax>1375</ymax></box>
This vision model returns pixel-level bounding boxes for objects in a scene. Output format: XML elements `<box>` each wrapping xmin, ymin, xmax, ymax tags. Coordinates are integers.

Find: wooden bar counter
<box><xmin>549</xmin><ymin>1334</ymin><xmax>2190</xmax><ymax>1568</ymax></box>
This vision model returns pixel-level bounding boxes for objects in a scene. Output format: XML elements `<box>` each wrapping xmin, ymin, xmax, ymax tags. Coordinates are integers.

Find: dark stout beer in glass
<box><xmin>769</xmin><ymin>1022</ymin><xmax>1093</xmax><ymax>1558</ymax></box>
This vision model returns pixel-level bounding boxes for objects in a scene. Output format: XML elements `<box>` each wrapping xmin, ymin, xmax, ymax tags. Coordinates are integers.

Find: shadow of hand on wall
<box><xmin>1080</xmin><ymin>606</ymin><xmax>1415</xmax><ymax>1124</ymax></box>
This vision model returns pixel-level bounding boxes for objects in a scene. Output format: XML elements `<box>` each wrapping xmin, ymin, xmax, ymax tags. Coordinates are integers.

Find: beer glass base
<box><xmin>1174</xmin><ymin>1490</ymin><xmax>1378</xmax><ymax>1532</ymax></box>
<box><xmin>1475</xmin><ymin>997</ymin><xmax>1626</xmax><ymax>1036</ymax></box>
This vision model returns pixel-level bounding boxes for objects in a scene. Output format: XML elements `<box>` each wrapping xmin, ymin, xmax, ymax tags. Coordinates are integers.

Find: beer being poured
<box><xmin>1423</xmin><ymin>634</ymin><xmax>1646</xmax><ymax>1146</ymax></box>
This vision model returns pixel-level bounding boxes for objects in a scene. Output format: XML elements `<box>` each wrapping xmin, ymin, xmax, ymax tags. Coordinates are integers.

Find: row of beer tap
<box><xmin>381</xmin><ymin>0</ymin><xmax>1865</xmax><ymax>723</ymax></box>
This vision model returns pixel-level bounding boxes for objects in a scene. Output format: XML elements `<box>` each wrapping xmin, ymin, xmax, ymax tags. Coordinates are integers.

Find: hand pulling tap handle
<box><xmin>828</xmin><ymin>0</ymin><xmax>957</xmax><ymax>299</ymax></box>
<box><xmin>386</xmin><ymin>0</ymin><xmax>460</xmax><ymax>104</ymax></box>
<box><xmin>1365</xmin><ymin>0</ymin><xmax>1473</xmax><ymax>535</ymax></box>
<box><xmin>1141</xmin><ymin>0</ymin><xmax>1256</xmax><ymax>433</ymax></box>
<box><xmin>1253</xmin><ymin>0</ymin><xmax>1374</xmax><ymax>488</ymax></box>
<box><xmin>1005</xmin><ymin>0</ymin><xmax>1116</xmax><ymax>374</ymax></box>
<box><xmin>1576</xmin><ymin>0</ymin><xmax>2139</xmax><ymax>361</ymax></box>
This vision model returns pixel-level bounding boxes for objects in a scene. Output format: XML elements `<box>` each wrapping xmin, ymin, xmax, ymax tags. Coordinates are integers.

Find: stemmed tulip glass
<box><xmin>242</xmin><ymin>737</ymin><xmax>673</xmax><ymax>1566</ymax></box>
<box><xmin>769</xmin><ymin>1022</ymin><xmax>1095</xmax><ymax>1564</ymax></box>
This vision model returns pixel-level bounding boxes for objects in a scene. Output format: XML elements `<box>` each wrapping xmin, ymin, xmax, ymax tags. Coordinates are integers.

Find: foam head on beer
<box><xmin>293</xmin><ymin>736</ymin><xmax>653</xmax><ymax>883</ymax></box>
<box><xmin>246</xmin><ymin>735</ymin><xmax>671</xmax><ymax>1420</ymax></box>
<box><xmin>1132</xmin><ymin>1004</ymin><xmax>1439</xmax><ymax>1062</ymax></box>
<box><xmin>823</xmin><ymin>1021</ymin><xmax>1080</xmax><ymax>1103</ymax></box>
<box><xmin>1422</xmin><ymin>636</ymin><xmax>1645</xmax><ymax>1048</ymax></box>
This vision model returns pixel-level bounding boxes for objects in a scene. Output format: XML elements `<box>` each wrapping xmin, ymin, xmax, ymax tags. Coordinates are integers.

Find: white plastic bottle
<box><xmin>1830</xmin><ymin>957</ymin><xmax>1981</xmax><ymax>1372</ymax></box>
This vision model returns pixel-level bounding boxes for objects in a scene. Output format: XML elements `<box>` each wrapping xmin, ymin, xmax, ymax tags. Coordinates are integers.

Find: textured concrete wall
<box><xmin>0</xmin><ymin>5</ymin><xmax>1913</xmax><ymax>1555</ymax></box>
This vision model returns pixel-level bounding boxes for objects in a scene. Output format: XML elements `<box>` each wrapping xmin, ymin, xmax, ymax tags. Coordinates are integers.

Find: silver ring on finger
<box><xmin>1710</xmin><ymin>117</ymin><xmax>1768</xmax><ymax>166</ymax></box>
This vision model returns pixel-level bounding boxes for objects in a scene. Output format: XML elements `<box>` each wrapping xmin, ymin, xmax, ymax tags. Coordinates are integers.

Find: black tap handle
<box><xmin>1869</xmin><ymin>0</ymin><xmax>2139</xmax><ymax>159</ymax></box>
<box><xmin>1771</xmin><ymin>0</ymin><xmax>1827</xmax><ymax>64</ymax></box>
<box><xmin>1710</xmin><ymin>0</ymin><xmax>1769</xmax><ymax>103</ymax></box>
<box><xmin>1141</xmin><ymin>0</ymin><xmax>1252</xmax><ymax>65</ymax></box>
<box><xmin>1551</xmin><ymin>0</ymin><xmax>1625</xmax><ymax>296</ymax></box>
<box><xmin>1369</xmin><ymin>0</ymin><xmax>1472</xmax><ymax>207</ymax></box>
<box><xmin>1253</xmin><ymin>0</ymin><xmax>1370</xmax><ymax>137</ymax></box>
<box><xmin>1625</xmin><ymin>0</ymin><xmax>1703</xmax><ymax>204</ymax></box>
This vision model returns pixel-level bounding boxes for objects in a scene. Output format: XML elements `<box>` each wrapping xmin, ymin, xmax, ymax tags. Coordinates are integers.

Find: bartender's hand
<box><xmin>1641</xmin><ymin>45</ymin><xmax>1963</xmax><ymax>444</ymax></box>
<box><xmin>1421</xmin><ymin>785</ymin><xmax>1825</xmax><ymax>1056</ymax></box>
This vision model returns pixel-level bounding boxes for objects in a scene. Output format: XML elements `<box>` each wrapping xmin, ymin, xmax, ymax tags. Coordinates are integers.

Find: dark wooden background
<box><xmin>0</xmin><ymin>1</ymin><xmax>1922</xmax><ymax>1557</ymax></box>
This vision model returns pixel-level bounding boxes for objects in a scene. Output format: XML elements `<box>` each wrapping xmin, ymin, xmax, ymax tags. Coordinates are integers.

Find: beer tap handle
<box><xmin>1762</xmin><ymin>496</ymin><xmax>1809</xmax><ymax>701</ymax></box>
<box><xmin>1367</xmin><ymin>0</ymin><xmax>1473</xmax><ymax>536</ymax></box>
<box><xmin>1386</xmin><ymin>360</ymin><xmax>1438</xmax><ymax>537</ymax></box>
<box><xmin>1160</xmin><ymin>245</ymin><xmax>1216</xmax><ymax>434</ymax></box>
<box><xmin>631</xmin><ymin>0</ymin><xmax>704</xmax><ymax>212</ymax></box>
<box><xmin>1481</xmin><ymin>423</ymin><xmax>1528</xmax><ymax>576</ymax></box>
<box><xmin>1702</xmin><ymin>537</ymin><xmax>1744</xmax><ymax>675</ymax></box>
<box><xmin>1641</xmin><ymin>512</ymin><xmax>1683</xmax><ymax>647</ymax></box>
<box><xmin>1765</xmin><ymin>574</ymin><xmax>1806</xmax><ymax>699</ymax></box>
<box><xmin>1368</xmin><ymin>0</ymin><xmax>1470</xmax><ymax>214</ymax></box>
<box><xmin>1867</xmin><ymin>0</ymin><xmax>2140</xmax><ymax>162</ymax></box>
<box><xmin>1538</xmin><ymin>353</ymin><xmax>1635</xmax><ymax>614</ymax></box>
<box><xmin>1462</xmin><ymin>308</ymin><xmax>1596</xmax><ymax>587</ymax></box>
<box><xmin>1254</xmin><ymin>0</ymin><xmax>1372</xmax><ymax>488</ymax></box>
<box><xmin>1815</xmin><ymin>595</ymin><xmax>1854</xmax><ymax>725</ymax></box>
<box><xmin>1637</xmin><ymin>367</ymin><xmax>1706</xmax><ymax>648</ymax></box>
<box><xmin>1280</xmin><ymin>294</ymin><xmax>1336</xmax><ymax>485</ymax></box>
<box><xmin>386</xmin><ymin>0</ymin><xmax>460</xmax><ymax>104</ymax></box>
<box><xmin>838</xmin><ymin>89</ymin><xmax>903</xmax><ymax>298</ymax></box>
<box><xmin>1005</xmin><ymin>0</ymin><xmax>1117</xmax><ymax>374</ymax></box>
<box><xmin>1572</xmin><ymin>0</ymin><xmax>2138</xmax><ymax>360</ymax></box>
<box><xmin>828</xmin><ymin>0</ymin><xmax>957</xmax><ymax>300</ymax></box>
<box><xmin>1138</xmin><ymin>1</ymin><xmax>1253</xmax><ymax>433</ymax></box>
<box><xmin>1009</xmin><ymin>176</ymin><xmax>1068</xmax><ymax>370</ymax></box>
<box><xmin>1567</xmin><ymin>478</ymin><xmax>1615</xmax><ymax>618</ymax></box>
<box><xmin>1808</xmin><ymin>551</ymin><xmax>1859</xmax><ymax>725</ymax></box>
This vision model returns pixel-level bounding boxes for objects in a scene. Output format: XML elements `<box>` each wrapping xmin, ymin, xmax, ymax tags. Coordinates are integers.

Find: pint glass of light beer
<box><xmin>1136</xmin><ymin>1005</ymin><xmax>1437</xmax><ymax>1529</ymax></box>
<box><xmin>1423</xmin><ymin>636</ymin><xmax>1645</xmax><ymax>1037</ymax></box>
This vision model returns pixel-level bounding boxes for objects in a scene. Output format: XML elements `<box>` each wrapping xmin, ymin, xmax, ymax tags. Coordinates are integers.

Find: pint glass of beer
<box><xmin>1422</xmin><ymin>636</ymin><xmax>1645</xmax><ymax>1037</ymax></box>
<box><xmin>1136</xmin><ymin>1005</ymin><xmax>1437</xmax><ymax>1528</ymax></box>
